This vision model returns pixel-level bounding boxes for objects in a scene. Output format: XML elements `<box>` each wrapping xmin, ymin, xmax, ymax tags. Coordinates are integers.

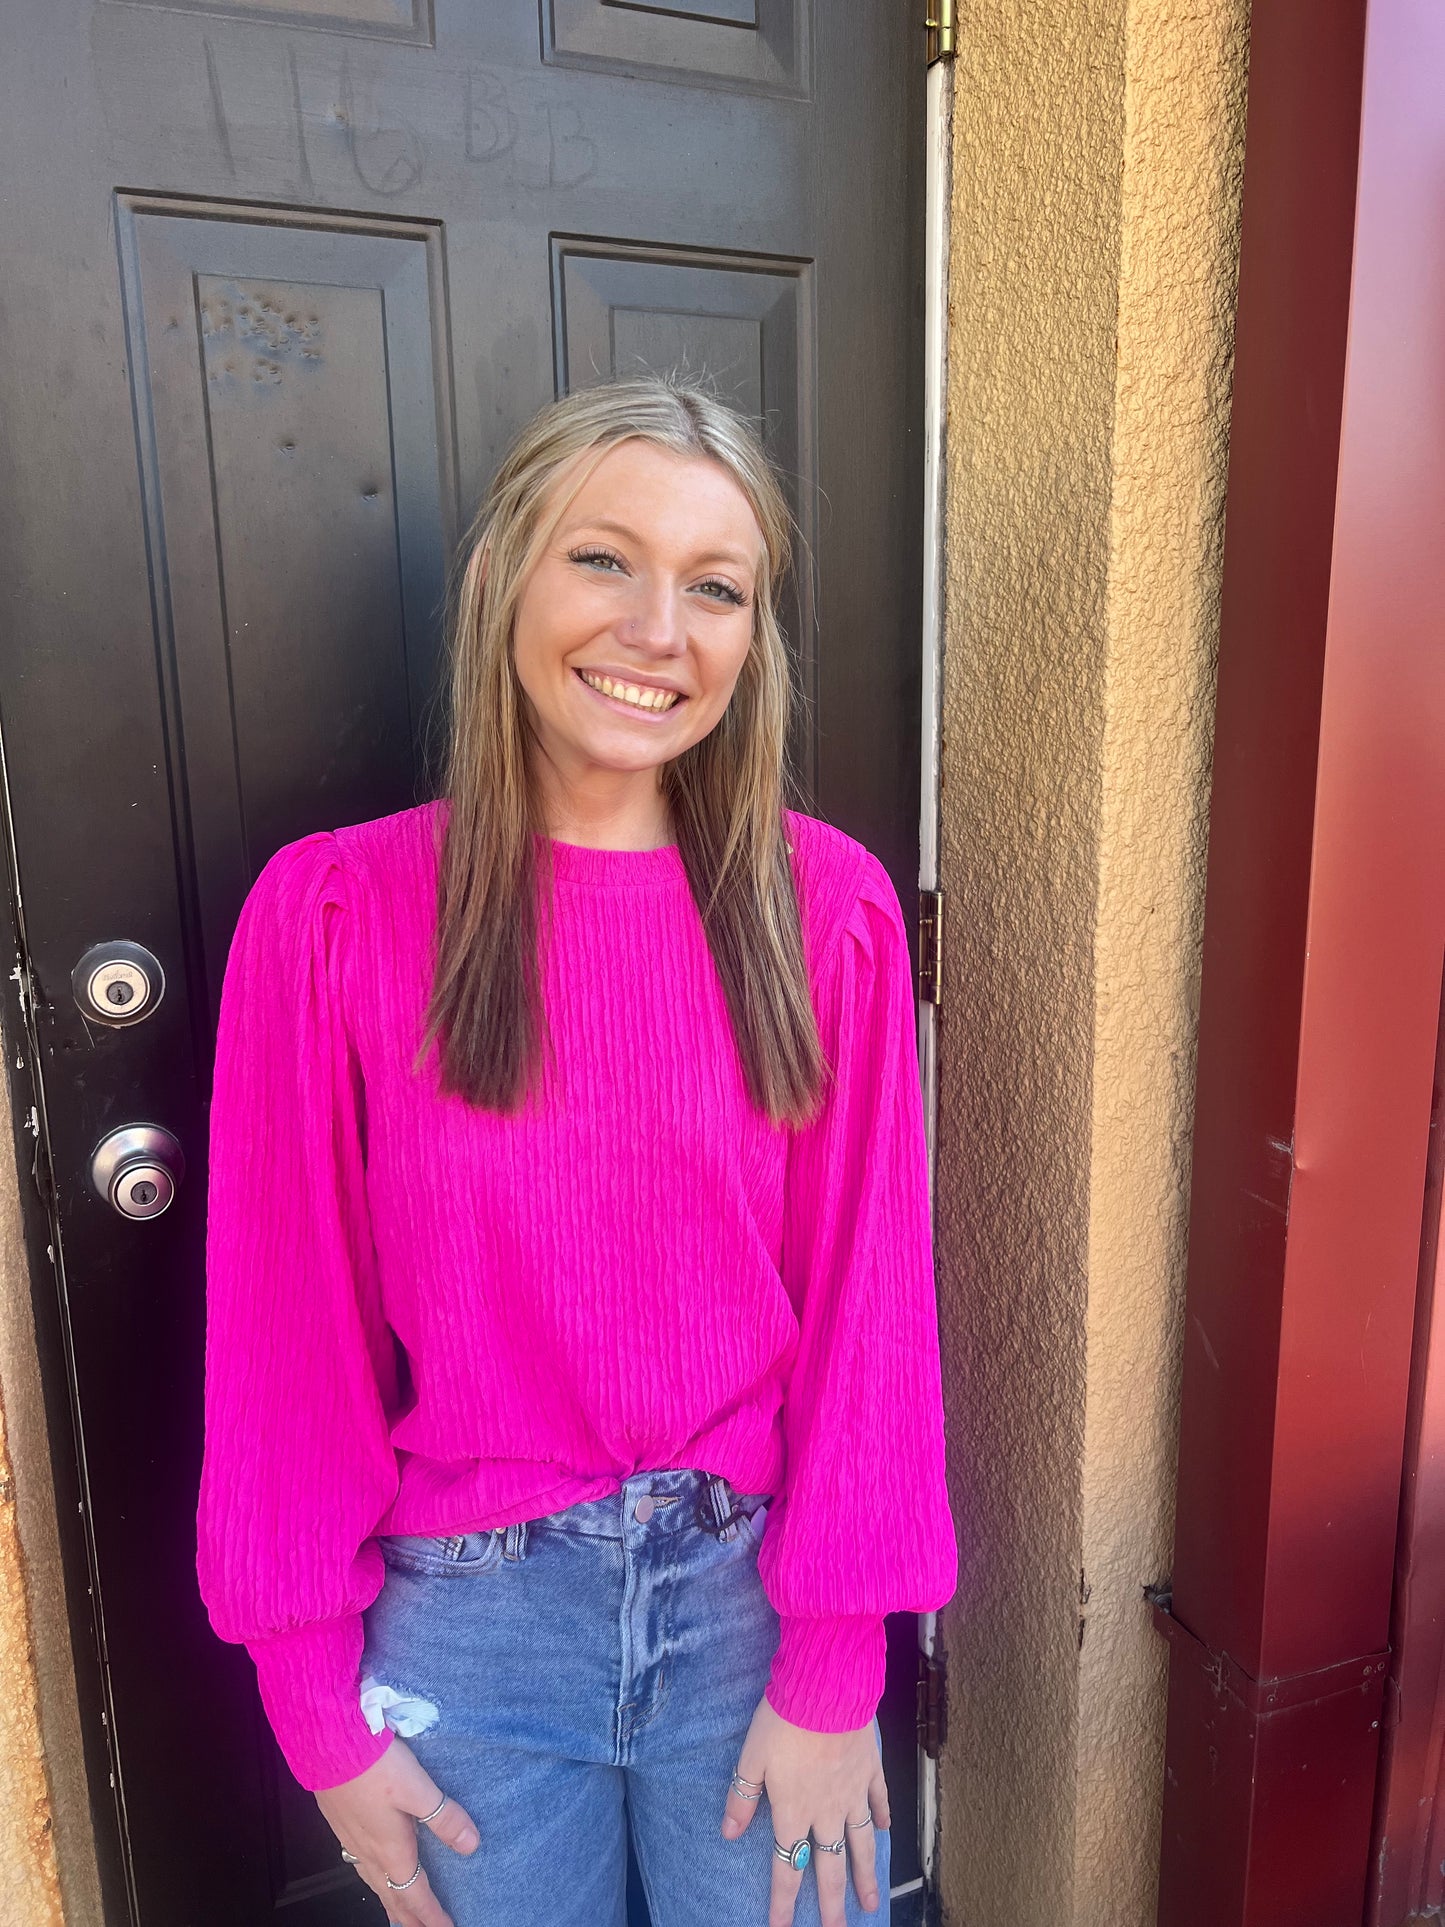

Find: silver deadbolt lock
<box><xmin>72</xmin><ymin>941</ymin><xmax>165</xmax><ymax>1027</ymax></box>
<box><xmin>90</xmin><ymin>1125</ymin><xmax>185</xmax><ymax>1221</ymax></box>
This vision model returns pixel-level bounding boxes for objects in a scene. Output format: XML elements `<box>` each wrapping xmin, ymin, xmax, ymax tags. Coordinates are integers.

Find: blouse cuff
<box><xmin>249</xmin><ymin>1617</ymin><xmax>394</xmax><ymax>1792</ymax></box>
<box><xmin>764</xmin><ymin>1614</ymin><xmax>888</xmax><ymax>1733</ymax></box>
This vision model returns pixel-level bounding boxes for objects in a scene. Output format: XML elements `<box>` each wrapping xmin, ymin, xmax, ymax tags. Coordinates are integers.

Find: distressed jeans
<box><xmin>360</xmin><ymin>1467</ymin><xmax>890</xmax><ymax>1927</ymax></box>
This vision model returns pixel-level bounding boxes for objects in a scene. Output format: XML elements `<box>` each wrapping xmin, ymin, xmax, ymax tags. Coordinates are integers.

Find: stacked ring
<box><xmin>730</xmin><ymin>1771</ymin><xmax>764</xmax><ymax>1801</ymax></box>
<box><xmin>774</xmin><ymin>1837</ymin><xmax>812</xmax><ymax>1872</ymax></box>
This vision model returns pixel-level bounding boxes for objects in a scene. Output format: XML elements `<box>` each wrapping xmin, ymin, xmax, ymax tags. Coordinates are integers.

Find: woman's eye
<box><xmin>696</xmin><ymin>578</ymin><xmax>747</xmax><ymax>607</ymax></box>
<box><xmin>569</xmin><ymin>547</ymin><xmax>625</xmax><ymax>573</ymax></box>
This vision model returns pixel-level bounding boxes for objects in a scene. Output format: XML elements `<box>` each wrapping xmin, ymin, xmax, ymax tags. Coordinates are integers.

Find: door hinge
<box><xmin>919</xmin><ymin>889</ymin><xmax>945</xmax><ymax>1007</ymax></box>
<box><xmin>925</xmin><ymin>0</ymin><xmax>955</xmax><ymax>63</ymax></box>
<box><xmin>917</xmin><ymin>1647</ymin><xmax>948</xmax><ymax>1759</ymax></box>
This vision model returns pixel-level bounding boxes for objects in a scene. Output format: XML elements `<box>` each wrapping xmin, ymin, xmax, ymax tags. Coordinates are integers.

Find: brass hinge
<box><xmin>917</xmin><ymin>1647</ymin><xmax>948</xmax><ymax>1759</ymax></box>
<box><xmin>919</xmin><ymin>889</ymin><xmax>945</xmax><ymax>1007</ymax></box>
<box><xmin>925</xmin><ymin>0</ymin><xmax>955</xmax><ymax>63</ymax></box>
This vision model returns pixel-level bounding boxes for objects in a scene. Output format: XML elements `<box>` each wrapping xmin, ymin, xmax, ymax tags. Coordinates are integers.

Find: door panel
<box><xmin>0</xmin><ymin>3</ymin><xmax>924</xmax><ymax>1920</ymax></box>
<box><xmin>109</xmin><ymin>0</ymin><xmax>436</xmax><ymax>42</ymax></box>
<box><xmin>543</xmin><ymin>0</ymin><xmax>809</xmax><ymax>95</ymax></box>
<box><xmin>119</xmin><ymin>200</ymin><xmax>453</xmax><ymax>1019</ymax></box>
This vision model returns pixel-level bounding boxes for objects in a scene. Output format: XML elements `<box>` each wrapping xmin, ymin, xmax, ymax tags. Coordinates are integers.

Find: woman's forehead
<box><xmin>550</xmin><ymin>439</ymin><xmax>765</xmax><ymax>553</ymax></box>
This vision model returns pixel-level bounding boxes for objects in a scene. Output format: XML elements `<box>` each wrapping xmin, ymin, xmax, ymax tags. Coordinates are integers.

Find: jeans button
<box><xmin>634</xmin><ymin>1496</ymin><xmax>656</xmax><ymax>1523</ymax></box>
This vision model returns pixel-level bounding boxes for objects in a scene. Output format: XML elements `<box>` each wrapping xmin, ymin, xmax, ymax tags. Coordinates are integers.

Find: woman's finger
<box><xmin>868</xmin><ymin>1760</ymin><xmax>892</xmax><ymax>1832</ymax></box>
<box><xmin>374</xmin><ymin>1853</ymin><xmax>453</xmax><ymax>1927</ymax></box>
<box><xmin>766</xmin><ymin>1804</ymin><xmax>811</xmax><ymax>1927</ymax></box>
<box><xmin>408</xmin><ymin>1788</ymin><xmax>480</xmax><ymax>1855</ymax></box>
<box><xmin>344</xmin><ymin>1825</ymin><xmax>455</xmax><ymax>1927</ymax></box>
<box><xmin>720</xmin><ymin>1734</ymin><xmax>774</xmax><ymax>1834</ymax></box>
<box><xmin>845</xmin><ymin>1810</ymin><xmax>881</xmax><ymax>1914</ymax></box>
<box><xmin>720</xmin><ymin>1749</ymin><xmax>769</xmax><ymax>1837</ymax></box>
<box><xmin>348</xmin><ymin>1858</ymin><xmax>409</xmax><ymax>1927</ymax></box>
<box><xmin>811</xmin><ymin>1814</ymin><xmax>851</xmax><ymax>1927</ymax></box>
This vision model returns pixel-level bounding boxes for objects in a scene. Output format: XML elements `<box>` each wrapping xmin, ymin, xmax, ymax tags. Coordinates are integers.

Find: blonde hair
<box><xmin>419</xmin><ymin>375</ymin><xmax>825</xmax><ymax>1125</ymax></box>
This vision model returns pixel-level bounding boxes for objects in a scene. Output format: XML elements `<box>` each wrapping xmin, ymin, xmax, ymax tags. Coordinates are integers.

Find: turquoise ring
<box><xmin>774</xmin><ymin>1837</ymin><xmax>811</xmax><ymax>1872</ymax></box>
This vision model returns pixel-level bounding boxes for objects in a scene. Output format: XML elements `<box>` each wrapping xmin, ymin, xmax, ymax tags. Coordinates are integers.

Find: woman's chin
<box><xmin>566</xmin><ymin>729</ymin><xmax>687</xmax><ymax>776</ymax></box>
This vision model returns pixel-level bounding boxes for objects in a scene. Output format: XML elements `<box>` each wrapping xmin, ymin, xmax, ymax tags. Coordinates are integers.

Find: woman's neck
<box><xmin>536</xmin><ymin>770</ymin><xmax>674</xmax><ymax>852</ymax></box>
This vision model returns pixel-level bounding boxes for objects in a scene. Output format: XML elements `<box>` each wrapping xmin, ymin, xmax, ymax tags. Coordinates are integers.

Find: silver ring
<box><xmin>386</xmin><ymin>1861</ymin><xmax>423</xmax><ymax>1891</ymax></box>
<box><xmin>815</xmin><ymin>1833</ymin><xmax>847</xmax><ymax>1854</ymax></box>
<box><xmin>845</xmin><ymin>1815</ymin><xmax>873</xmax><ymax>1830</ymax></box>
<box><xmin>730</xmin><ymin>1772</ymin><xmax>764</xmax><ymax>1801</ymax></box>
<box><xmin>774</xmin><ymin>1837</ymin><xmax>811</xmax><ymax>1871</ymax></box>
<box><xmin>418</xmin><ymin>1794</ymin><xmax>448</xmax><ymax>1825</ymax></box>
<box><xmin>340</xmin><ymin>1849</ymin><xmax>360</xmax><ymax>1864</ymax></box>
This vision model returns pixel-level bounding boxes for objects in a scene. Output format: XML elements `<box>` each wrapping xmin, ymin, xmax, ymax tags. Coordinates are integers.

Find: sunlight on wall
<box><xmin>934</xmin><ymin>2</ymin><xmax>1250</xmax><ymax>1919</ymax></box>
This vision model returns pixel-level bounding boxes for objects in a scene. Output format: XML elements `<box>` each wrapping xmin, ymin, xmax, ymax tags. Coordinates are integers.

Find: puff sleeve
<box><xmin>195</xmin><ymin>833</ymin><xmax>401</xmax><ymax>1791</ymax></box>
<box><xmin>757</xmin><ymin>850</ymin><xmax>958</xmax><ymax>1732</ymax></box>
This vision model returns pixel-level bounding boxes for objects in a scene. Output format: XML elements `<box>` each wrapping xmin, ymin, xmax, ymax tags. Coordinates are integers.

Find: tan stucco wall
<box><xmin>0</xmin><ymin>1037</ymin><xmax>103</xmax><ymax>1927</ymax></box>
<box><xmin>933</xmin><ymin>2</ymin><xmax>1248</xmax><ymax>1922</ymax></box>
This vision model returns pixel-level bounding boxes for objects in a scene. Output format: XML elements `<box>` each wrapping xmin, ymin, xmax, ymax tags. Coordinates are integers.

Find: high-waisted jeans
<box><xmin>360</xmin><ymin>1467</ymin><xmax>891</xmax><ymax>1927</ymax></box>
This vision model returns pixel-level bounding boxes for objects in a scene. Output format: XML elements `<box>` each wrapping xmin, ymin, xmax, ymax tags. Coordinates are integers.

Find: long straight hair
<box><xmin>418</xmin><ymin>376</ymin><xmax>826</xmax><ymax>1126</ymax></box>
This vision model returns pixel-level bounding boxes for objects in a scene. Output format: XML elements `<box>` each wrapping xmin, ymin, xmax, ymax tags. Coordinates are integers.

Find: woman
<box><xmin>196</xmin><ymin>376</ymin><xmax>957</xmax><ymax>1927</ymax></box>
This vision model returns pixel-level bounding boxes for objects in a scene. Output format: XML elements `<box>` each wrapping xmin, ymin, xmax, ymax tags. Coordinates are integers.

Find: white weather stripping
<box><xmin>916</xmin><ymin>44</ymin><xmax>953</xmax><ymax>1901</ymax></box>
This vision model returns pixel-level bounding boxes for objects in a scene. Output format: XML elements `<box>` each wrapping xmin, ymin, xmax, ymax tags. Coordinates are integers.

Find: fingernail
<box><xmin>722</xmin><ymin>1819</ymin><xmax>740</xmax><ymax>1839</ymax></box>
<box><xmin>457</xmin><ymin>1828</ymin><xmax>478</xmax><ymax>1852</ymax></box>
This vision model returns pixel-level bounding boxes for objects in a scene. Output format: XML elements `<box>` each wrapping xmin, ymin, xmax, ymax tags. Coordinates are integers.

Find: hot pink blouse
<box><xmin>195</xmin><ymin>801</ymin><xmax>957</xmax><ymax>1791</ymax></box>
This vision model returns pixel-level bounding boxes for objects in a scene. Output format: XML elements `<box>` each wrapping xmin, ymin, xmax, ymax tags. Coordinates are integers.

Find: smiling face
<box><xmin>509</xmin><ymin>438</ymin><xmax>765</xmax><ymax>825</ymax></box>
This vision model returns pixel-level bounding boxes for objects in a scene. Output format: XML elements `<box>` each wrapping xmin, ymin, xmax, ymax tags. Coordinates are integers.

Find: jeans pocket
<box><xmin>379</xmin><ymin>1528</ymin><xmax>507</xmax><ymax>1575</ymax></box>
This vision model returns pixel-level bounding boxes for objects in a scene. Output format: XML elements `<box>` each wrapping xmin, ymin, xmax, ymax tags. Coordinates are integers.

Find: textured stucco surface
<box><xmin>933</xmin><ymin>2</ymin><xmax>1248</xmax><ymax>1921</ymax></box>
<box><xmin>0</xmin><ymin>1030</ymin><xmax>103</xmax><ymax>1927</ymax></box>
<box><xmin>0</xmin><ymin>1455</ymin><xmax>63</xmax><ymax>1926</ymax></box>
<box><xmin>0</xmin><ymin>1153</ymin><xmax>66</xmax><ymax>1926</ymax></box>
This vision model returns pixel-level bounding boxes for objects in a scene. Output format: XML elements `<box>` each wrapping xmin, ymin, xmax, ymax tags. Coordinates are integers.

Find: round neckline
<box><xmin>534</xmin><ymin>832</ymin><xmax>686</xmax><ymax>888</ymax></box>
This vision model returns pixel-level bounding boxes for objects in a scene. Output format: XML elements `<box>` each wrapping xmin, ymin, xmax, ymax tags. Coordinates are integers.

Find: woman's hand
<box><xmin>316</xmin><ymin>1735</ymin><xmax>479</xmax><ymax>1927</ymax></box>
<box><xmin>721</xmin><ymin>1696</ymin><xmax>890</xmax><ymax>1926</ymax></box>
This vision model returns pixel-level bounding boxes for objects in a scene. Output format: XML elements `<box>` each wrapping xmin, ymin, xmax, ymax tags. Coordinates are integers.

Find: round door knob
<box><xmin>72</xmin><ymin>942</ymin><xmax>166</xmax><ymax>1027</ymax></box>
<box><xmin>90</xmin><ymin>1125</ymin><xmax>185</xmax><ymax>1221</ymax></box>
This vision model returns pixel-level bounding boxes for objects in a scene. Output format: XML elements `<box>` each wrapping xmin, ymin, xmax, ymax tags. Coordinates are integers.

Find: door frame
<box><xmin>0</xmin><ymin>7</ymin><xmax>942</xmax><ymax>1921</ymax></box>
<box><xmin>0</xmin><ymin>729</ymin><xmax>133</xmax><ymax>1918</ymax></box>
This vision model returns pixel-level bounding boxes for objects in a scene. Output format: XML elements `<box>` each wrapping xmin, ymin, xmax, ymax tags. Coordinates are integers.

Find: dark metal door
<box><xmin>0</xmin><ymin>5</ymin><xmax>926</xmax><ymax>1922</ymax></box>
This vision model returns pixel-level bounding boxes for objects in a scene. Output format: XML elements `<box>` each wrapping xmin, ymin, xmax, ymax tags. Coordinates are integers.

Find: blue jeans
<box><xmin>360</xmin><ymin>1467</ymin><xmax>891</xmax><ymax>1926</ymax></box>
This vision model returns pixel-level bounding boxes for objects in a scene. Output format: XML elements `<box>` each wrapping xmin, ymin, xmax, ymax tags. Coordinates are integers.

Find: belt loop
<box><xmin>703</xmin><ymin>1473</ymin><xmax>739</xmax><ymax>1542</ymax></box>
<box><xmin>503</xmin><ymin>1520</ymin><xmax>527</xmax><ymax>1561</ymax></box>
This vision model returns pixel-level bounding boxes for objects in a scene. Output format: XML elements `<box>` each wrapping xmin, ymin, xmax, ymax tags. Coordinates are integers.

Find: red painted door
<box><xmin>1371</xmin><ymin>1008</ymin><xmax>1445</xmax><ymax>1923</ymax></box>
<box><xmin>1157</xmin><ymin>0</ymin><xmax>1445</xmax><ymax>1921</ymax></box>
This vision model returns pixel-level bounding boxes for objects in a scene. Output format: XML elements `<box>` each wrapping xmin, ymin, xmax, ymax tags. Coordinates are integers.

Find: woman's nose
<box><xmin>617</xmin><ymin>579</ymin><xmax>685</xmax><ymax>653</ymax></box>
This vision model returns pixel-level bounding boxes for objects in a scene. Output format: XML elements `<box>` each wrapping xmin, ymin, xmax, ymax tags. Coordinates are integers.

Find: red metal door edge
<box><xmin>1368</xmin><ymin>980</ymin><xmax>1445</xmax><ymax>1922</ymax></box>
<box><xmin>1156</xmin><ymin>0</ymin><xmax>1445</xmax><ymax>1922</ymax></box>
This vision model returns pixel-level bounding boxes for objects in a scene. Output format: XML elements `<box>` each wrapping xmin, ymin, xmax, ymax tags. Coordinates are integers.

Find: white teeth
<box><xmin>579</xmin><ymin>670</ymin><xmax>679</xmax><ymax>713</ymax></box>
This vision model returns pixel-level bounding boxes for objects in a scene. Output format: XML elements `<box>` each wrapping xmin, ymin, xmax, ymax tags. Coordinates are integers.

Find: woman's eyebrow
<box><xmin>565</xmin><ymin>516</ymin><xmax>757</xmax><ymax>572</ymax></box>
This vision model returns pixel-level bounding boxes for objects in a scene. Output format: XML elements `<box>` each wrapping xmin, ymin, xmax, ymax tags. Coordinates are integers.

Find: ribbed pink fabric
<box><xmin>196</xmin><ymin>801</ymin><xmax>957</xmax><ymax>1792</ymax></box>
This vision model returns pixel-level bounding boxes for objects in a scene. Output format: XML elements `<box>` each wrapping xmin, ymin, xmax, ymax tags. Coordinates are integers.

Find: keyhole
<box><xmin>107</xmin><ymin>981</ymin><xmax>135</xmax><ymax>1007</ymax></box>
<box><xmin>130</xmin><ymin>1180</ymin><xmax>158</xmax><ymax>1207</ymax></box>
